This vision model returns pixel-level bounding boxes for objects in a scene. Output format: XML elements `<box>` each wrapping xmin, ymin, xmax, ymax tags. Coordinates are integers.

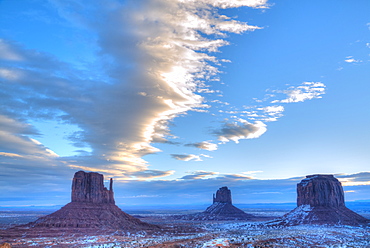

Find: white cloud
<box><xmin>214</xmin><ymin>121</ymin><xmax>267</xmax><ymax>143</ymax></box>
<box><xmin>256</xmin><ymin>105</ymin><xmax>284</xmax><ymax>122</ymax></box>
<box><xmin>208</xmin><ymin>81</ymin><xmax>325</xmax><ymax>149</ymax></box>
<box><xmin>260</xmin><ymin>105</ymin><xmax>284</xmax><ymax>113</ymax></box>
<box><xmin>344</xmin><ymin>56</ymin><xmax>362</xmax><ymax>63</ymax></box>
<box><xmin>271</xmin><ymin>82</ymin><xmax>326</xmax><ymax>103</ymax></box>
<box><xmin>0</xmin><ymin>0</ymin><xmax>266</xmax><ymax>177</ymax></box>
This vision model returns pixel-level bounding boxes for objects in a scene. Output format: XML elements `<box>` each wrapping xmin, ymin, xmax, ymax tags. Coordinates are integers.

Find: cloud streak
<box><xmin>185</xmin><ymin>141</ymin><xmax>218</xmax><ymax>151</ymax></box>
<box><xmin>180</xmin><ymin>171</ymin><xmax>218</xmax><ymax>180</ymax></box>
<box><xmin>344</xmin><ymin>56</ymin><xmax>362</xmax><ymax>63</ymax></box>
<box><xmin>0</xmin><ymin>0</ymin><xmax>267</xmax><ymax>177</ymax></box>
<box><xmin>171</xmin><ymin>154</ymin><xmax>210</xmax><ymax>161</ymax></box>
<box><xmin>214</xmin><ymin>121</ymin><xmax>267</xmax><ymax>143</ymax></box>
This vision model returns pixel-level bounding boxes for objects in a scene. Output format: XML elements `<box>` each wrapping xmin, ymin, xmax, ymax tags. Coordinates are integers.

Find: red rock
<box><xmin>182</xmin><ymin>186</ymin><xmax>254</xmax><ymax>220</ymax></box>
<box><xmin>270</xmin><ymin>174</ymin><xmax>369</xmax><ymax>226</ymax></box>
<box><xmin>213</xmin><ymin>186</ymin><xmax>232</xmax><ymax>204</ymax></box>
<box><xmin>297</xmin><ymin>174</ymin><xmax>344</xmax><ymax>208</ymax></box>
<box><xmin>71</xmin><ymin>171</ymin><xmax>115</xmax><ymax>204</ymax></box>
<box><xmin>18</xmin><ymin>171</ymin><xmax>159</xmax><ymax>232</ymax></box>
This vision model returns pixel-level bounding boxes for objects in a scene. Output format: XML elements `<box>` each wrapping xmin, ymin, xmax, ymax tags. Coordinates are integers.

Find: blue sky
<box><xmin>0</xmin><ymin>0</ymin><xmax>369</xmax><ymax>207</ymax></box>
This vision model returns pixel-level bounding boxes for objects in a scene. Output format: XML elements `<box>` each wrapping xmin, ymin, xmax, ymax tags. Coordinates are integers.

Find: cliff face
<box><xmin>297</xmin><ymin>174</ymin><xmax>344</xmax><ymax>208</ymax></box>
<box><xmin>71</xmin><ymin>171</ymin><xmax>115</xmax><ymax>204</ymax></box>
<box><xmin>268</xmin><ymin>174</ymin><xmax>369</xmax><ymax>226</ymax></box>
<box><xmin>23</xmin><ymin>171</ymin><xmax>158</xmax><ymax>232</ymax></box>
<box><xmin>213</xmin><ymin>186</ymin><xmax>232</xmax><ymax>204</ymax></box>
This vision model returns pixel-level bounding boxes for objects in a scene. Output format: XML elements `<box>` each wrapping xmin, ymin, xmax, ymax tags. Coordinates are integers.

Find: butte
<box><xmin>182</xmin><ymin>186</ymin><xmax>254</xmax><ymax>220</ymax></box>
<box><xmin>5</xmin><ymin>171</ymin><xmax>158</xmax><ymax>236</ymax></box>
<box><xmin>269</xmin><ymin>174</ymin><xmax>369</xmax><ymax>226</ymax></box>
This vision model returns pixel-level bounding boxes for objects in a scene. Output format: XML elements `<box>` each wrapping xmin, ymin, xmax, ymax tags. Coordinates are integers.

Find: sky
<box><xmin>0</xmin><ymin>0</ymin><xmax>370</xmax><ymax>207</ymax></box>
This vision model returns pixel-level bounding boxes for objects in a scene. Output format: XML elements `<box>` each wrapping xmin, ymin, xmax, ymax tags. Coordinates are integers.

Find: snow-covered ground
<box><xmin>1</xmin><ymin>209</ymin><xmax>369</xmax><ymax>247</ymax></box>
<box><xmin>2</xmin><ymin>220</ymin><xmax>370</xmax><ymax>247</ymax></box>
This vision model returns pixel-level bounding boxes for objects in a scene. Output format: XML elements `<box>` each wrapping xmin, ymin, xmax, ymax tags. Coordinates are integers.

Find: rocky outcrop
<box><xmin>30</xmin><ymin>202</ymin><xmax>152</xmax><ymax>230</ymax></box>
<box><xmin>72</xmin><ymin>171</ymin><xmax>115</xmax><ymax>204</ymax></box>
<box><xmin>297</xmin><ymin>175</ymin><xmax>344</xmax><ymax>208</ymax></box>
<box><xmin>20</xmin><ymin>171</ymin><xmax>158</xmax><ymax>232</ymax></box>
<box><xmin>269</xmin><ymin>174</ymin><xmax>369</xmax><ymax>226</ymax></box>
<box><xmin>180</xmin><ymin>187</ymin><xmax>254</xmax><ymax>221</ymax></box>
<box><xmin>213</xmin><ymin>186</ymin><xmax>232</xmax><ymax>204</ymax></box>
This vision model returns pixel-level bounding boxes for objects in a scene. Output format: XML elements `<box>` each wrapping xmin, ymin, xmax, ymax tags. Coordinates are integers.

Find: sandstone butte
<box><xmin>181</xmin><ymin>186</ymin><xmax>255</xmax><ymax>220</ymax></box>
<box><xmin>270</xmin><ymin>174</ymin><xmax>369</xmax><ymax>226</ymax></box>
<box><xmin>7</xmin><ymin>171</ymin><xmax>159</xmax><ymax>235</ymax></box>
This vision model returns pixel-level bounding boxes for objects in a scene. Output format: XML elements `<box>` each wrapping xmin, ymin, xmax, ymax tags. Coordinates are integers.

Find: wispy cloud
<box><xmin>336</xmin><ymin>172</ymin><xmax>370</xmax><ymax>186</ymax></box>
<box><xmin>180</xmin><ymin>171</ymin><xmax>218</xmax><ymax>180</ymax></box>
<box><xmin>0</xmin><ymin>115</ymin><xmax>59</xmax><ymax>159</ymax></box>
<box><xmin>271</xmin><ymin>82</ymin><xmax>326</xmax><ymax>103</ymax></box>
<box><xmin>130</xmin><ymin>169</ymin><xmax>175</xmax><ymax>180</ymax></box>
<box><xmin>0</xmin><ymin>0</ymin><xmax>267</xmax><ymax>177</ymax></box>
<box><xmin>207</xmin><ymin>81</ymin><xmax>325</xmax><ymax>147</ymax></box>
<box><xmin>185</xmin><ymin>141</ymin><xmax>218</xmax><ymax>151</ymax></box>
<box><xmin>256</xmin><ymin>105</ymin><xmax>285</xmax><ymax>122</ymax></box>
<box><xmin>171</xmin><ymin>154</ymin><xmax>211</xmax><ymax>161</ymax></box>
<box><xmin>214</xmin><ymin>121</ymin><xmax>267</xmax><ymax>143</ymax></box>
<box><xmin>344</xmin><ymin>56</ymin><xmax>362</xmax><ymax>63</ymax></box>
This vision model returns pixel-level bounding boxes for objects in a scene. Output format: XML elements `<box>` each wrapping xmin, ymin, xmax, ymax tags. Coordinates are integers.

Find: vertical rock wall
<box><xmin>268</xmin><ymin>174</ymin><xmax>368</xmax><ymax>226</ymax></box>
<box><xmin>71</xmin><ymin>171</ymin><xmax>115</xmax><ymax>204</ymax></box>
<box><xmin>213</xmin><ymin>186</ymin><xmax>232</xmax><ymax>204</ymax></box>
<box><xmin>297</xmin><ymin>174</ymin><xmax>344</xmax><ymax>208</ymax></box>
<box><xmin>25</xmin><ymin>170</ymin><xmax>158</xmax><ymax>230</ymax></box>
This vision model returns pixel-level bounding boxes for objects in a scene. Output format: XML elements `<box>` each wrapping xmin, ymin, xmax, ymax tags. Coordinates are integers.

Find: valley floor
<box><xmin>1</xmin><ymin>208</ymin><xmax>370</xmax><ymax>247</ymax></box>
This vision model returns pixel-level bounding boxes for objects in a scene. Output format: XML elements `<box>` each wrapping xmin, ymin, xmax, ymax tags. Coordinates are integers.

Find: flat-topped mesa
<box><xmin>213</xmin><ymin>186</ymin><xmax>232</xmax><ymax>204</ymax></box>
<box><xmin>71</xmin><ymin>171</ymin><xmax>115</xmax><ymax>204</ymax></box>
<box><xmin>297</xmin><ymin>174</ymin><xmax>344</xmax><ymax>208</ymax></box>
<box><xmin>267</xmin><ymin>174</ymin><xmax>369</xmax><ymax>226</ymax></box>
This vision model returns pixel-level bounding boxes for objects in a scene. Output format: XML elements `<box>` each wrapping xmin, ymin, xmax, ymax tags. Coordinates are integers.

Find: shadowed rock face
<box><xmin>269</xmin><ymin>174</ymin><xmax>369</xmax><ymax>226</ymax></box>
<box><xmin>19</xmin><ymin>171</ymin><xmax>158</xmax><ymax>232</ymax></box>
<box><xmin>72</xmin><ymin>171</ymin><xmax>115</xmax><ymax>204</ymax></box>
<box><xmin>297</xmin><ymin>174</ymin><xmax>344</xmax><ymax>208</ymax></box>
<box><xmin>181</xmin><ymin>186</ymin><xmax>254</xmax><ymax>220</ymax></box>
<box><xmin>213</xmin><ymin>186</ymin><xmax>232</xmax><ymax>204</ymax></box>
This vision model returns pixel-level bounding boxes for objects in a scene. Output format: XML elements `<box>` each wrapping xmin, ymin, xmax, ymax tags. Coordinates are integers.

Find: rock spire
<box><xmin>20</xmin><ymin>171</ymin><xmax>158</xmax><ymax>232</ymax></box>
<box><xmin>181</xmin><ymin>186</ymin><xmax>254</xmax><ymax>220</ymax></box>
